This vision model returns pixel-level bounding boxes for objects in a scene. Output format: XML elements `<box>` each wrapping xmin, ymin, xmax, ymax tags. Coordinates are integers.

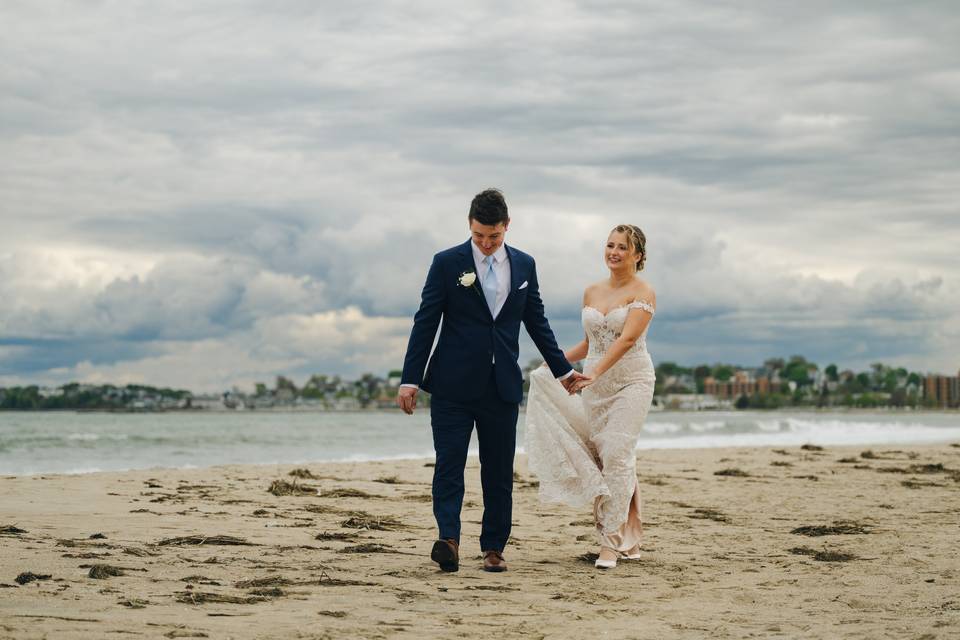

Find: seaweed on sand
<box><xmin>338</xmin><ymin>543</ymin><xmax>397</xmax><ymax>554</ymax></box>
<box><xmin>790</xmin><ymin>522</ymin><xmax>871</xmax><ymax>537</ymax></box>
<box><xmin>339</xmin><ymin>512</ymin><xmax>405</xmax><ymax>531</ymax></box>
<box><xmin>1</xmin><ymin>525</ymin><xmax>27</xmax><ymax>536</ymax></box>
<box><xmin>268</xmin><ymin>480</ymin><xmax>316</xmax><ymax>496</ymax></box>
<box><xmin>788</xmin><ymin>547</ymin><xmax>856</xmax><ymax>562</ymax></box>
<box><xmin>713</xmin><ymin>468</ymin><xmax>750</xmax><ymax>477</ymax></box>
<box><xmin>118</xmin><ymin>598</ymin><xmax>149</xmax><ymax>608</ymax></box>
<box><xmin>314</xmin><ymin>531</ymin><xmax>358</xmax><ymax>541</ymax></box>
<box><xmin>800</xmin><ymin>444</ymin><xmax>824</xmax><ymax>451</ymax></box>
<box><xmin>374</xmin><ymin>476</ymin><xmax>401</xmax><ymax>484</ymax></box>
<box><xmin>157</xmin><ymin>535</ymin><xmax>257</xmax><ymax>547</ymax></box>
<box><xmin>319</xmin><ymin>488</ymin><xmax>376</xmax><ymax>498</ymax></box>
<box><xmin>235</xmin><ymin>576</ymin><xmax>293</xmax><ymax>588</ymax></box>
<box><xmin>175</xmin><ymin>591</ymin><xmax>266</xmax><ymax>605</ymax></box>
<box><xmin>15</xmin><ymin>572</ymin><xmax>51</xmax><ymax>585</ymax></box>
<box><xmin>288</xmin><ymin>468</ymin><xmax>318</xmax><ymax>479</ymax></box>
<box><xmin>88</xmin><ymin>564</ymin><xmax>125</xmax><ymax>579</ymax></box>
<box><xmin>687</xmin><ymin>508</ymin><xmax>730</xmax><ymax>523</ymax></box>
<box><xmin>181</xmin><ymin>575</ymin><xmax>221</xmax><ymax>586</ymax></box>
<box><xmin>236</xmin><ymin>572</ymin><xmax>375</xmax><ymax>588</ymax></box>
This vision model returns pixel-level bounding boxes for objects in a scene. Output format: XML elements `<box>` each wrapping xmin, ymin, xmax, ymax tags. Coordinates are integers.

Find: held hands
<box><xmin>561</xmin><ymin>370</ymin><xmax>593</xmax><ymax>395</ymax></box>
<box><xmin>397</xmin><ymin>386</ymin><xmax>418</xmax><ymax>415</ymax></box>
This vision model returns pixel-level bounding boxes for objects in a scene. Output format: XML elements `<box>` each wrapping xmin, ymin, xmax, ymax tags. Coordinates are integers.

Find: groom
<box><xmin>397</xmin><ymin>188</ymin><xmax>583</xmax><ymax>572</ymax></box>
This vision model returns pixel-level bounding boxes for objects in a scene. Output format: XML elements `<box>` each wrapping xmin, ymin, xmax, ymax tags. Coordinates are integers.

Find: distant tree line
<box><xmin>0</xmin><ymin>383</ymin><xmax>190</xmax><ymax>410</ymax></box>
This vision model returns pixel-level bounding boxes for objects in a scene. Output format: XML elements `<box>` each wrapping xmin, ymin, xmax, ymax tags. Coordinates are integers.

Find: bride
<box><xmin>525</xmin><ymin>224</ymin><xmax>656</xmax><ymax>569</ymax></box>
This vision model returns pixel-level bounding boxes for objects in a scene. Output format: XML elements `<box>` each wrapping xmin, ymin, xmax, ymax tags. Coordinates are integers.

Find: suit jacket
<box><xmin>401</xmin><ymin>239</ymin><xmax>572</xmax><ymax>404</ymax></box>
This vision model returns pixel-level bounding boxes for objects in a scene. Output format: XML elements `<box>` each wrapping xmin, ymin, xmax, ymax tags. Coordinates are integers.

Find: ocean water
<box><xmin>1</xmin><ymin>410</ymin><xmax>958</xmax><ymax>476</ymax></box>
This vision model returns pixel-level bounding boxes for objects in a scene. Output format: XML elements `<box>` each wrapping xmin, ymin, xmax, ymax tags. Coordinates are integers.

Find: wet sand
<box><xmin>2</xmin><ymin>443</ymin><xmax>960</xmax><ymax>639</ymax></box>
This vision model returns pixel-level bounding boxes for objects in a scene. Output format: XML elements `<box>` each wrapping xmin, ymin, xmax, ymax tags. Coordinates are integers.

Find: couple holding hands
<box><xmin>397</xmin><ymin>189</ymin><xmax>656</xmax><ymax>572</ymax></box>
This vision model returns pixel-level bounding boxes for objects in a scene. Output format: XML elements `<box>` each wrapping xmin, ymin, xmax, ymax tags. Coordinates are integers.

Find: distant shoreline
<box><xmin>1</xmin><ymin>407</ymin><xmax>958</xmax><ymax>415</ymax></box>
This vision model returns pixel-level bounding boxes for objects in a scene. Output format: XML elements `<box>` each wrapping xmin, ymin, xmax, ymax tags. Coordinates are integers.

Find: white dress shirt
<box><xmin>472</xmin><ymin>241</ymin><xmax>510</xmax><ymax>319</ymax></box>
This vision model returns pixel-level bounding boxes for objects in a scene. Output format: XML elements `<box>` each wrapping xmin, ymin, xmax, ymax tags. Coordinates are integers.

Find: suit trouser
<box><xmin>430</xmin><ymin>371</ymin><xmax>519</xmax><ymax>552</ymax></box>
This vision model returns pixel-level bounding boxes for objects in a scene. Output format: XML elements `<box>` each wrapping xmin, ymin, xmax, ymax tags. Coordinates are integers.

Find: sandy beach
<box><xmin>2</xmin><ymin>442</ymin><xmax>959</xmax><ymax>639</ymax></box>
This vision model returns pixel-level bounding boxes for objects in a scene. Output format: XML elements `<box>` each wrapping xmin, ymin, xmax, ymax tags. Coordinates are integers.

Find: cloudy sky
<box><xmin>2</xmin><ymin>1</ymin><xmax>958</xmax><ymax>391</ymax></box>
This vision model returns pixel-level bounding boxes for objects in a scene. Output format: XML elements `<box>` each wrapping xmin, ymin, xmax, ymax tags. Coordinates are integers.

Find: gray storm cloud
<box><xmin>1</xmin><ymin>1</ymin><xmax>958</xmax><ymax>390</ymax></box>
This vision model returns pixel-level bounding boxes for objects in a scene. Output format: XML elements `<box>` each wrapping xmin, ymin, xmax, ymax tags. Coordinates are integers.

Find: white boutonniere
<box><xmin>459</xmin><ymin>271</ymin><xmax>477</xmax><ymax>287</ymax></box>
<box><xmin>458</xmin><ymin>270</ymin><xmax>483</xmax><ymax>300</ymax></box>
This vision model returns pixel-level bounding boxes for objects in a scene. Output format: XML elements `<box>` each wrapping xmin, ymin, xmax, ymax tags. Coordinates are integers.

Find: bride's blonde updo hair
<box><xmin>611</xmin><ymin>224</ymin><xmax>647</xmax><ymax>271</ymax></box>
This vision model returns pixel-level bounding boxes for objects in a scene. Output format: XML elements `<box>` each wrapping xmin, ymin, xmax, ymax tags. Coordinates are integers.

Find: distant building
<box><xmin>704</xmin><ymin>371</ymin><xmax>770</xmax><ymax>399</ymax></box>
<box><xmin>924</xmin><ymin>370</ymin><xmax>960</xmax><ymax>408</ymax></box>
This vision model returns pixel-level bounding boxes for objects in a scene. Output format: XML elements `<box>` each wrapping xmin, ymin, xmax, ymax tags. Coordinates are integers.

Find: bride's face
<box><xmin>605</xmin><ymin>231</ymin><xmax>638</xmax><ymax>272</ymax></box>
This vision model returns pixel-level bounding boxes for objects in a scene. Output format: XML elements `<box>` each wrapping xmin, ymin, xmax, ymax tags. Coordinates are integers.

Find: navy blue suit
<box><xmin>401</xmin><ymin>239</ymin><xmax>572</xmax><ymax>551</ymax></box>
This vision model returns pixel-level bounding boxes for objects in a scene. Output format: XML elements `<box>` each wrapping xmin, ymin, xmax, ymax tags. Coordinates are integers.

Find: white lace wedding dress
<box><xmin>525</xmin><ymin>300</ymin><xmax>656</xmax><ymax>551</ymax></box>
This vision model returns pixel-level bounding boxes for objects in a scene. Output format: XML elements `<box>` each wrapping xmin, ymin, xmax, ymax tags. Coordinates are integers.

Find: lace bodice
<box><xmin>582</xmin><ymin>300</ymin><xmax>655</xmax><ymax>358</ymax></box>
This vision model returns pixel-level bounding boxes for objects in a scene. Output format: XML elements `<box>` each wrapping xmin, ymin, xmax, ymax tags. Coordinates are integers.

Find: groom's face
<box><xmin>470</xmin><ymin>219</ymin><xmax>509</xmax><ymax>256</ymax></box>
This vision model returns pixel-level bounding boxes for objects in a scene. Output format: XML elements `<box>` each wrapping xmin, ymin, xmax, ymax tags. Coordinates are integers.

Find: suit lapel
<box><xmin>457</xmin><ymin>239</ymin><xmax>493</xmax><ymax>320</ymax></box>
<box><xmin>503</xmin><ymin>245</ymin><xmax>523</xmax><ymax>309</ymax></box>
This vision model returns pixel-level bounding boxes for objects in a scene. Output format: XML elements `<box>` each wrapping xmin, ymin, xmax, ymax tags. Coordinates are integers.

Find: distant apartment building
<box><xmin>923</xmin><ymin>371</ymin><xmax>960</xmax><ymax>408</ymax></box>
<box><xmin>704</xmin><ymin>371</ymin><xmax>771</xmax><ymax>399</ymax></box>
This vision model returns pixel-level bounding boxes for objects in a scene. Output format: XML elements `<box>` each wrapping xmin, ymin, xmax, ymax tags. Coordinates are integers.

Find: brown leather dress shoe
<box><xmin>430</xmin><ymin>539</ymin><xmax>459</xmax><ymax>572</ymax></box>
<box><xmin>482</xmin><ymin>550</ymin><xmax>507</xmax><ymax>572</ymax></box>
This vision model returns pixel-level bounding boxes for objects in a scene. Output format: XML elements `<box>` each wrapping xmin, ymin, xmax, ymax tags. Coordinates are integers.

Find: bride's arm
<box><xmin>585</xmin><ymin>302</ymin><xmax>654</xmax><ymax>380</ymax></box>
<box><xmin>564</xmin><ymin>336</ymin><xmax>588</xmax><ymax>364</ymax></box>
<box><xmin>563</xmin><ymin>288</ymin><xmax>590</xmax><ymax>363</ymax></box>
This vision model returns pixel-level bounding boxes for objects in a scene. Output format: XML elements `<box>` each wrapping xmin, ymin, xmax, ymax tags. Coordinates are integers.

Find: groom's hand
<box><xmin>560</xmin><ymin>370</ymin><xmax>588</xmax><ymax>394</ymax></box>
<box><xmin>397</xmin><ymin>386</ymin><xmax>418</xmax><ymax>415</ymax></box>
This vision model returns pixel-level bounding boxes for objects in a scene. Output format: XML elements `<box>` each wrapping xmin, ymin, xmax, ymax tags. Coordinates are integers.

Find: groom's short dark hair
<box><xmin>468</xmin><ymin>189</ymin><xmax>509</xmax><ymax>226</ymax></box>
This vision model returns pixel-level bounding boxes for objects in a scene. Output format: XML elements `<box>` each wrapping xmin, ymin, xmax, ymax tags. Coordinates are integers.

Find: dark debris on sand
<box><xmin>339</xmin><ymin>512</ymin><xmax>405</xmax><ymax>531</ymax></box>
<box><xmin>374</xmin><ymin>476</ymin><xmax>401</xmax><ymax>484</ymax></box>
<box><xmin>800</xmin><ymin>444</ymin><xmax>824</xmax><ymax>451</ymax></box>
<box><xmin>288</xmin><ymin>468</ymin><xmax>319</xmax><ymax>479</ymax></box>
<box><xmin>15</xmin><ymin>572</ymin><xmax>52</xmax><ymax>585</ymax></box>
<box><xmin>789</xmin><ymin>547</ymin><xmax>857</xmax><ymax>562</ymax></box>
<box><xmin>791</xmin><ymin>521</ymin><xmax>871</xmax><ymax>537</ymax></box>
<box><xmin>181</xmin><ymin>575</ymin><xmax>222</xmax><ymax>586</ymax></box>
<box><xmin>236</xmin><ymin>572</ymin><xmax>375</xmax><ymax>589</ymax></box>
<box><xmin>235</xmin><ymin>576</ymin><xmax>293</xmax><ymax>588</ymax></box>
<box><xmin>87</xmin><ymin>564</ymin><xmax>125</xmax><ymax>579</ymax></box>
<box><xmin>1</xmin><ymin>525</ymin><xmax>27</xmax><ymax>536</ymax></box>
<box><xmin>123</xmin><ymin>546</ymin><xmax>160</xmax><ymax>557</ymax></box>
<box><xmin>158</xmin><ymin>535</ymin><xmax>257</xmax><ymax>547</ymax></box>
<box><xmin>268</xmin><ymin>479</ymin><xmax>316</xmax><ymax>496</ymax></box>
<box><xmin>338</xmin><ymin>543</ymin><xmax>398</xmax><ymax>554</ymax></box>
<box><xmin>175</xmin><ymin>591</ymin><xmax>268</xmax><ymax>605</ymax></box>
<box><xmin>314</xmin><ymin>531</ymin><xmax>358</xmax><ymax>541</ymax></box>
<box><xmin>320</xmin><ymin>488</ymin><xmax>377</xmax><ymax>499</ymax></box>
<box><xmin>687</xmin><ymin>508</ymin><xmax>730</xmax><ymax>523</ymax></box>
<box><xmin>714</xmin><ymin>468</ymin><xmax>750</xmax><ymax>477</ymax></box>
<box><xmin>118</xmin><ymin>598</ymin><xmax>150</xmax><ymax>609</ymax></box>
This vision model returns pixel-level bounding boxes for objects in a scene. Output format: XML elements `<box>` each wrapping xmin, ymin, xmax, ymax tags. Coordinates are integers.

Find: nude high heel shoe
<box><xmin>622</xmin><ymin>544</ymin><xmax>641</xmax><ymax>560</ymax></box>
<box><xmin>594</xmin><ymin>547</ymin><xmax>618</xmax><ymax>569</ymax></box>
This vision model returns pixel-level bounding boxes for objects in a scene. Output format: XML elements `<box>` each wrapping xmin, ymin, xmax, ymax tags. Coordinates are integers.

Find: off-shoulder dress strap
<box><xmin>626</xmin><ymin>299</ymin><xmax>655</xmax><ymax>315</ymax></box>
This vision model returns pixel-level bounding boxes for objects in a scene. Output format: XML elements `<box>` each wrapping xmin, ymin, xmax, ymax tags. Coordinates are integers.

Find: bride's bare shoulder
<box><xmin>583</xmin><ymin>281</ymin><xmax>603</xmax><ymax>297</ymax></box>
<box><xmin>631</xmin><ymin>278</ymin><xmax>656</xmax><ymax>304</ymax></box>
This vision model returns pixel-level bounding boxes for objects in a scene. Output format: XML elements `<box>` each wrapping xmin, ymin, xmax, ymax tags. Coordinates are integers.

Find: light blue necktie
<box><xmin>482</xmin><ymin>254</ymin><xmax>498</xmax><ymax>317</ymax></box>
